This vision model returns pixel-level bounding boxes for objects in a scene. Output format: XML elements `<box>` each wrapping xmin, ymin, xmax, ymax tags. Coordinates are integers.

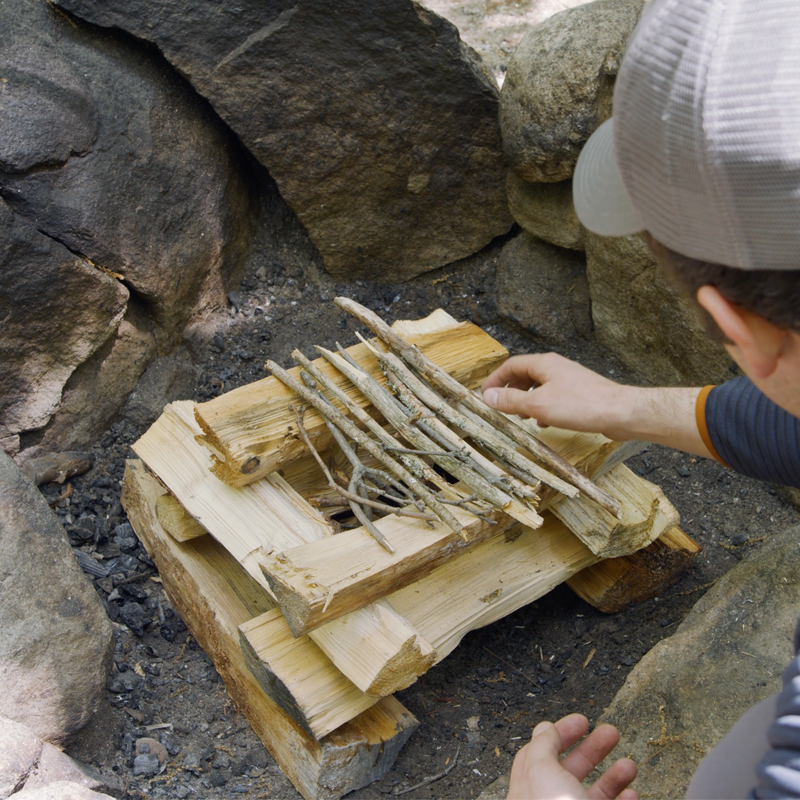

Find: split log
<box><xmin>120</xmin><ymin>460</ymin><xmax>418</xmax><ymax>797</ymax></box>
<box><xmin>566</xmin><ymin>526</ymin><xmax>701</xmax><ymax>613</ymax></box>
<box><xmin>155</xmin><ymin>494</ymin><xmax>207</xmax><ymax>542</ymax></box>
<box><xmin>258</xmin><ymin>435</ymin><xmax>646</xmax><ymax>636</ymax></box>
<box><xmin>388</xmin><ymin>513</ymin><xmax>597</xmax><ymax>661</ymax></box>
<box><xmin>132</xmin><ymin>402</ymin><xmax>437</xmax><ymax>697</ymax></box>
<box><xmin>549</xmin><ymin>465</ymin><xmax>680</xmax><ymax>558</ymax></box>
<box><xmin>193</xmin><ymin>311</ymin><xmax>508</xmax><ymax>486</ymax></box>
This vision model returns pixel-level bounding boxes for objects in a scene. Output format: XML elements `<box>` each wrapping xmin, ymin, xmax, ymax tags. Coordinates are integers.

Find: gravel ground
<box><xmin>50</xmin><ymin>222</ymin><xmax>799</xmax><ymax>800</ymax></box>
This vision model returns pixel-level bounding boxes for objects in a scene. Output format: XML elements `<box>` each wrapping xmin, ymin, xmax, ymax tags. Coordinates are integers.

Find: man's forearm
<box><xmin>605</xmin><ymin>385</ymin><xmax>714</xmax><ymax>459</ymax></box>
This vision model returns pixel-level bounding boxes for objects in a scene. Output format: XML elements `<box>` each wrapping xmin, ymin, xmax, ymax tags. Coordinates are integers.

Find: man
<box><xmin>480</xmin><ymin>0</ymin><xmax>800</xmax><ymax>796</ymax></box>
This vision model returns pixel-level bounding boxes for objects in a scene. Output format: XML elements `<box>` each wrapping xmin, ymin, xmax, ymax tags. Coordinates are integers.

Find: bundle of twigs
<box><xmin>265</xmin><ymin>297</ymin><xmax>620</xmax><ymax>553</ymax></box>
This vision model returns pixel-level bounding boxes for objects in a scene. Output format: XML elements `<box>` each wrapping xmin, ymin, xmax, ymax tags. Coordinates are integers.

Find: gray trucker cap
<box><xmin>573</xmin><ymin>0</ymin><xmax>800</xmax><ymax>270</ymax></box>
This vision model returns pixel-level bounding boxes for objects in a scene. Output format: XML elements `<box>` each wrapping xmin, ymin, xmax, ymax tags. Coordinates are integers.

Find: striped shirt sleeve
<box><xmin>703</xmin><ymin>377</ymin><xmax>800</xmax><ymax>489</ymax></box>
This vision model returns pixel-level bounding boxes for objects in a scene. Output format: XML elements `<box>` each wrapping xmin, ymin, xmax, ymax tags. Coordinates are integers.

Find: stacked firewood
<box><xmin>121</xmin><ymin>299</ymin><xmax>699</xmax><ymax>800</ymax></box>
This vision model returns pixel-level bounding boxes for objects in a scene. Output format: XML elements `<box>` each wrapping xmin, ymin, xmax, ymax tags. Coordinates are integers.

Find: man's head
<box><xmin>574</xmin><ymin>0</ymin><xmax>800</xmax><ymax>272</ymax></box>
<box><xmin>572</xmin><ymin>0</ymin><xmax>800</xmax><ymax>414</ymax></box>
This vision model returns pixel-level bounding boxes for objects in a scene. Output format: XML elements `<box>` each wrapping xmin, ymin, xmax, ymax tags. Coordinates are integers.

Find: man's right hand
<box><xmin>481</xmin><ymin>353</ymin><xmax>713</xmax><ymax>459</ymax></box>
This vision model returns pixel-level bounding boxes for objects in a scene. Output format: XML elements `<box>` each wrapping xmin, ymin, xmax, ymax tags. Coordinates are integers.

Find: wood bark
<box><xmin>566</xmin><ymin>526</ymin><xmax>700</xmax><ymax>612</ymax></box>
<box><xmin>193</xmin><ymin>312</ymin><xmax>507</xmax><ymax>486</ymax></box>
<box><xmin>120</xmin><ymin>460</ymin><xmax>418</xmax><ymax>797</ymax></box>
<box><xmin>132</xmin><ymin>402</ymin><xmax>438</xmax><ymax>697</ymax></box>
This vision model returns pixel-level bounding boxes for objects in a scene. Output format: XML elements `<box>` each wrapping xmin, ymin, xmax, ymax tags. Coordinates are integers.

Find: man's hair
<box><xmin>644</xmin><ymin>233</ymin><xmax>800</xmax><ymax>340</ymax></box>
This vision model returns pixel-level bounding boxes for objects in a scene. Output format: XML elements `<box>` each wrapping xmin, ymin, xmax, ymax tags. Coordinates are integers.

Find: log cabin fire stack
<box><xmin>121</xmin><ymin>298</ymin><xmax>700</xmax><ymax>800</ymax></box>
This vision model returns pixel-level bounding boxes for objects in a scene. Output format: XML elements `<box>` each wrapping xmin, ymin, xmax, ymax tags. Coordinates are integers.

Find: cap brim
<box><xmin>573</xmin><ymin>118</ymin><xmax>643</xmax><ymax>237</ymax></box>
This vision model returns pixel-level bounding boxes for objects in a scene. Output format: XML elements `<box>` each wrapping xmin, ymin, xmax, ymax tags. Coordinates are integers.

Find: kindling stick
<box><xmin>333</xmin><ymin>297</ymin><xmax>622</xmax><ymax>519</ymax></box>
<box><xmin>266</xmin><ymin>359</ymin><xmax>464</xmax><ymax>534</ymax></box>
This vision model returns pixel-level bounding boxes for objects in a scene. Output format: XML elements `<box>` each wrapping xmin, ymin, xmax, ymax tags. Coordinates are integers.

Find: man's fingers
<box><xmin>560</xmin><ymin>724</ymin><xmax>621</xmax><ymax>781</ymax></box>
<box><xmin>480</xmin><ymin>353</ymin><xmax>553</xmax><ymax>392</ymax></box>
<box><xmin>553</xmin><ymin>714</ymin><xmax>591</xmax><ymax>752</ymax></box>
<box><xmin>482</xmin><ymin>386</ymin><xmax>537</xmax><ymax>417</ymax></box>
<box><xmin>587</xmin><ymin>758</ymin><xmax>638</xmax><ymax>800</ymax></box>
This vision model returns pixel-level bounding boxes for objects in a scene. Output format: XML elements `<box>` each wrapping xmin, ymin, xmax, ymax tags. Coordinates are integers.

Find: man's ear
<box><xmin>696</xmin><ymin>285</ymin><xmax>787</xmax><ymax>379</ymax></box>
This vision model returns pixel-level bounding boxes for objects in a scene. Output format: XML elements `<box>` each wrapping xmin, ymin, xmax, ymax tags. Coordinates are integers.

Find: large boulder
<box><xmin>0</xmin><ymin>0</ymin><xmax>262</xmax><ymax>452</ymax></box>
<box><xmin>598</xmin><ymin>525</ymin><xmax>800</xmax><ymax>797</ymax></box>
<box><xmin>500</xmin><ymin>0</ymin><xmax>645</xmax><ymax>183</ymax></box>
<box><xmin>0</xmin><ymin>452</ymin><xmax>113</xmax><ymax>744</ymax></box>
<box><xmin>496</xmin><ymin>232</ymin><xmax>591</xmax><ymax>347</ymax></box>
<box><xmin>53</xmin><ymin>0</ymin><xmax>512</xmax><ymax>281</ymax></box>
<box><xmin>506</xmin><ymin>172</ymin><xmax>584</xmax><ymax>250</ymax></box>
<box><xmin>585</xmin><ymin>232</ymin><xmax>736</xmax><ymax>386</ymax></box>
<box><xmin>0</xmin><ymin>203</ymin><xmax>128</xmax><ymax>456</ymax></box>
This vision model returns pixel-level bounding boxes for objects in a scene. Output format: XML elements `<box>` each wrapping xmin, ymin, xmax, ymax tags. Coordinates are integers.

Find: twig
<box><xmin>368</xmin><ymin>341</ymin><xmax>545</xmax><ymax>502</ymax></box>
<box><xmin>290</xmin><ymin>406</ymin><xmax>434</xmax><ymax>522</ymax></box>
<box><xmin>291</xmin><ymin>349</ymin><xmax>451</xmax><ymax>501</ymax></box>
<box><xmin>376</xmin><ymin>347</ymin><xmax>540</xmax><ymax>505</ymax></box>
<box><xmin>393</xmin><ymin>745</ymin><xmax>461</xmax><ymax>796</ymax></box>
<box><xmin>317</xmin><ymin>345</ymin><xmax>516</xmax><ymax>514</ymax></box>
<box><xmin>266</xmin><ymin>359</ymin><xmax>463</xmax><ymax>534</ymax></box>
<box><xmin>296</xmin><ymin>383</ymin><xmax>397</xmax><ymax>554</ymax></box>
<box><xmin>334</xmin><ymin>296</ymin><xmax>622</xmax><ymax>517</ymax></box>
<box><xmin>483</xmin><ymin>647</ymin><xmax>540</xmax><ymax>688</ymax></box>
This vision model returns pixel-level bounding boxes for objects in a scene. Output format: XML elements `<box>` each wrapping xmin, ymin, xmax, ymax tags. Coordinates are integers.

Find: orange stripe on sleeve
<box><xmin>696</xmin><ymin>385</ymin><xmax>728</xmax><ymax>466</ymax></box>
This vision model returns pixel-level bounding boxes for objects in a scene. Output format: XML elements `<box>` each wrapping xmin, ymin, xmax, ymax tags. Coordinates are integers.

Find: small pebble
<box><xmin>136</xmin><ymin>737</ymin><xmax>168</xmax><ymax>765</ymax></box>
<box><xmin>133</xmin><ymin>752</ymin><xmax>161</xmax><ymax>777</ymax></box>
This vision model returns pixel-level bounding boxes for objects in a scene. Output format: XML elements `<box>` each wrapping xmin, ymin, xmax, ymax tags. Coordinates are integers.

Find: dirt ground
<box><xmin>53</xmin><ymin>216</ymin><xmax>800</xmax><ymax>799</ymax></box>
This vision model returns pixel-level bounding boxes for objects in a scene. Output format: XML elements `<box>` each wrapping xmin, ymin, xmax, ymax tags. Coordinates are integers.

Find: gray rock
<box><xmin>500</xmin><ymin>0</ymin><xmax>645</xmax><ymax>182</ymax></box>
<box><xmin>0</xmin><ymin>0</ymin><xmax>261</xmax><ymax>455</ymax></box>
<box><xmin>13</xmin><ymin>781</ymin><xmax>114</xmax><ymax>799</ymax></box>
<box><xmin>585</xmin><ymin>232</ymin><xmax>736</xmax><ymax>386</ymax></box>
<box><xmin>53</xmin><ymin>0</ymin><xmax>512</xmax><ymax>280</ymax></box>
<box><xmin>598</xmin><ymin>525</ymin><xmax>800</xmax><ymax>798</ymax></box>
<box><xmin>497</xmin><ymin>232</ymin><xmax>592</xmax><ymax>345</ymax></box>
<box><xmin>0</xmin><ymin>202</ymin><xmax>128</xmax><ymax>443</ymax></box>
<box><xmin>0</xmin><ymin>715</ymin><xmax>42</xmax><ymax>797</ymax></box>
<box><xmin>0</xmin><ymin>0</ymin><xmax>258</xmax><ymax>342</ymax></box>
<box><xmin>506</xmin><ymin>172</ymin><xmax>584</xmax><ymax>251</ymax></box>
<box><xmin>22</xmin><ymin>738</ymin><xmax>123</xmax><ymax>796</ymax></box>
<box><xmin>132</xmin><ymin>753</ymin><xmax>160</xmax><ymax>777</ymax></box>
<box><xmin>31</xmin><ymin>317</ymin><xmax>156</xmax><ymax>455</ymax></box>
<box><xmin>121</xmin><ymin>347</ymin><xmax>198</xmax><ymax>429</ymax></box>
<box><xmin>0</xmin><ymin>452</ymin><xmax>113</xmax><ymax>744</ymax></box>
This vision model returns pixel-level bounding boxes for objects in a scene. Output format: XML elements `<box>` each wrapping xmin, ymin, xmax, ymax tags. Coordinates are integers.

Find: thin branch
<box><xmin>393</xmin><ymin>745</ymin><xmax>461</xmax><ymax>796</ymax></box>
<box><xmin>266</xmin><ymin>359</ymin><xmax>464</xmax><ymax>534</ymax></box>
<box><xmin>317</xmin><ymin>345</ymin><xmax>517</xmax><ymax>513</ymax></box>
<box><xmin>334</xmin><ymin>296</ymin><xmax>622</xmax><ymax>518</ymax></box>
<box><xmin>291</xmin><ymin>348</ymin><xmax>449</xmax><ymax>499</ymax></box>
<box><xmin>289</xmin><ymin>406</ymin><xmax>434</xmax><ymax>523</ymax></box>
<box><xmin>367</xmin><ymin>340</ymin><xmax>544</xmax><ymax>503</ymax></box>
